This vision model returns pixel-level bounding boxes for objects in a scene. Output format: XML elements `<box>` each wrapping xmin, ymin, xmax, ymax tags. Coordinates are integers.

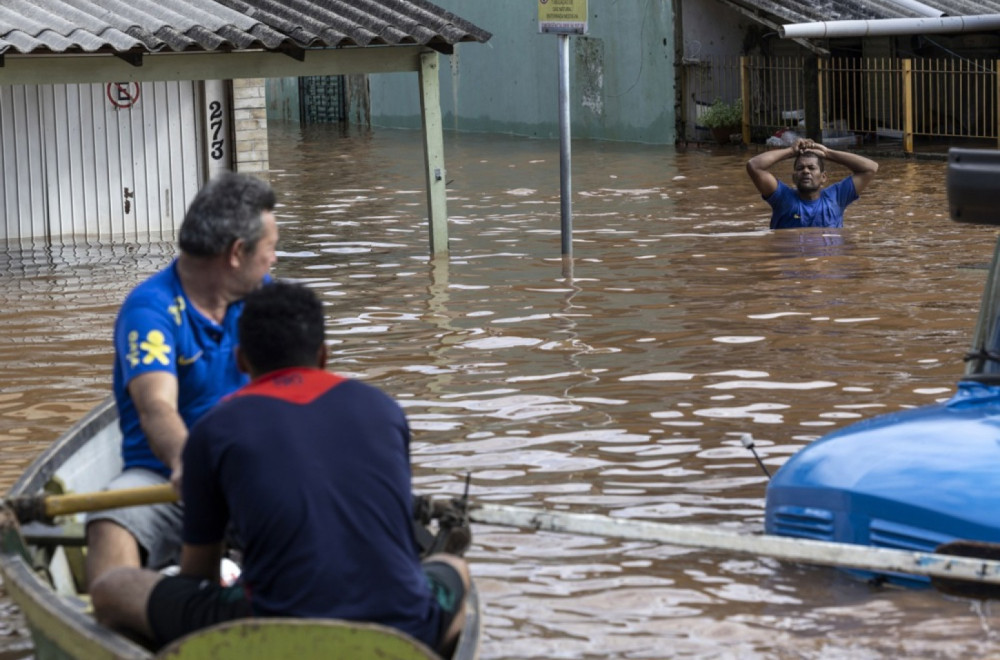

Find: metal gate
<box><xmin>265</xmin><ymin>76</ymin><xmax>346</xmax><ymax>124</ymax></box>
<box><xmin>0</xmin><ymin>80</ymin><xmax>205</xmax><ymax>243</ymax></box>
<box><xmin>301</xmin><ymin>76</ymin><xmax>346</xmax><ymax>123</ymax></box>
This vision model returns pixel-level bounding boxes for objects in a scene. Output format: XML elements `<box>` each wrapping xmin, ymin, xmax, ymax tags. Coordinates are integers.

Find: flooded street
<box><xmin>2</xmin><ymin>123</ymin><xmax>999</xmax><ymax>658</ymax></box>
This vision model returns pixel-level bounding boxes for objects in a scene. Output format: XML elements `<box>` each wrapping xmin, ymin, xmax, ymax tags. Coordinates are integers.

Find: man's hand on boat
<box><xmin>412</xmin><ymin>493</ymin><xmax>472</xmax><ymax>558</ymax></box>
<box><xmin>169</xmin><ymin>463</ymin><xmax>183</xmax><ymax>500</ymax></box>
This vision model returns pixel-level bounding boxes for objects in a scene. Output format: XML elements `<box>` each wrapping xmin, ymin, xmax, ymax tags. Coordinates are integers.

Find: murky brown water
<box><xmin>3</xmin><ymin>124</ymin><xmax>999</xmax><ymax>658</ymax></box>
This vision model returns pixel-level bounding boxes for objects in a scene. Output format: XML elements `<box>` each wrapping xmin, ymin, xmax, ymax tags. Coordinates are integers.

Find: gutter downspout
<box><xmin>891</xmin><ymin>0</ymin><xmax>945</xmax><ymax>18</ymax></box>
<box><xmin>780</xmin><ymin>14</ymin><xmax>1000</xmax><ymax>39</ymax></box>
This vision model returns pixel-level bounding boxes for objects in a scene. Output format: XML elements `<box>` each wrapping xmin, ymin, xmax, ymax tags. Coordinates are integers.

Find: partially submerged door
<box><xmin>0</xmin><ymin>80</ymin><xmax>204</xmax><ymax>243</ymax></box>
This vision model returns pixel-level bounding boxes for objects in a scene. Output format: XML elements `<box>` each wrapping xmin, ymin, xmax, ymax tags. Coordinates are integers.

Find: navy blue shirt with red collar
<box><xmin>181</xmin><ymin>367</ymin><xmax>440</xmax><ymax>646</ymax></box>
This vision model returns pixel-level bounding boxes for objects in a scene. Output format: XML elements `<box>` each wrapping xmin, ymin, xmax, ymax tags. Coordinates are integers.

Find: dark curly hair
<box><xmin>238</xmin><ymin>281</ymin><xmax>326</xmax><ymax>374</ymax></box>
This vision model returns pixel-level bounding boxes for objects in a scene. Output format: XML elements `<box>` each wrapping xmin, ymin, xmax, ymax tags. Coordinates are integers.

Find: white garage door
<box><xmin>0</xmin><ymin>80</ymin><xmax>205</xmax><ymax>243</ymax></box>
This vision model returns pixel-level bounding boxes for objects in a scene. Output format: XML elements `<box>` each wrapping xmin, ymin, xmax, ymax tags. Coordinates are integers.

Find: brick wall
<box><xmin>232</xmin><ymin>78</ymin><xmax>269</xmax><ymax>176</ymax></box>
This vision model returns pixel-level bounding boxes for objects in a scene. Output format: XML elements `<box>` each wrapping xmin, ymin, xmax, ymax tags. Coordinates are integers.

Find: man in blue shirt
<box><xmin>91</xmin><ymin>282</ymin><xmax>471</xmax><ymax>657</ymax></box>
<box><xmin>86</xmin><ymin>172</ymin><xmax>279</xmax><ymax>589</ymax></box>
<box><xmin>746</xmin><ymin>138</ymin><xmax>879</xmax><ymax>229</ymax></box>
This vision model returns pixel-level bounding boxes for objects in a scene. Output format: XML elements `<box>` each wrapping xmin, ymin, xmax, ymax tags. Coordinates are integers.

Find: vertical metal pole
<box><xmin>740</xmin><ymin>56</ymin><xmax>751</xmax><ymax>146</ymax></box>
<box><xmin>903</xmin><ymin>59</ymin><xmax>914</xmax><ymax>154</ymax></box>
<box><xmin>673</xmin><ymin>0</ymin><xmax>686</xmax><ymax>143</ymax></box>
<box><xmin>804</xmin><ymin>56</ymin><xmax>821</xmax><ymax>143</ymax></box>
<box><xmin>818</xmin><ymin>58</ymin><xmax>825</xmax><ymax>133</ymax></box>
<box><xmin>558</xmin><ymin>34</ymin><xmax>572</xmax><ymax>258</ymax></box>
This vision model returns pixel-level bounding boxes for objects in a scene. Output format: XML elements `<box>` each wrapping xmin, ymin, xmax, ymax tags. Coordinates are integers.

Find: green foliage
<box><xmin>700</xmin><ymin>98</ymin><xmax>743</xmax><ymax>128</ymax></box>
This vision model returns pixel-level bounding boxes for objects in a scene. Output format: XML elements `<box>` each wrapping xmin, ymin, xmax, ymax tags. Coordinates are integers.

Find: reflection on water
<box><xmin>2</xmin><ymin>125</ymin><xmax>998</xmax><ymax>657</ymax></box>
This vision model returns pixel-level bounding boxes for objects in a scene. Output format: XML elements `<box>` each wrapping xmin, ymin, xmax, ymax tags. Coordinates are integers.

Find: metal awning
<box><xmin>0</xmin><ymin>0</ymin><xmax>491</xmax><ymax>59</ymax></box>
<box><xmin>781</xmin><ymin>14</ymin><xmax>1000</xmax><ymax>39</ymax></box>
<box><xmin>719</xmin><ymin>0</ymin><xmax>1000</xmax><ymax>53</ymax></box>
<box><xmin>0</xmin><ymin>0</ymin><xmax>491</xmax><ymax>84</ymax></box>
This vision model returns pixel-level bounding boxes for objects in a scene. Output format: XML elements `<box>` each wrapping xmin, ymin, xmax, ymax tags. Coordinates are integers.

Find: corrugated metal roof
<box><xmin>726</xmin><ymin>0</ymin><xmax>1000</xmax><ymax>29</ymax></box>
<box><xmin>0</xmin><ymin>0</ymin><xmax>491</xmax><ymax>57</ymax></box>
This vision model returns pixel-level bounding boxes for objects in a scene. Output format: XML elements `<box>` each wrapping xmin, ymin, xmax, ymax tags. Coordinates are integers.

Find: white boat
<box><xmin>0</xmin><ymin>397</ymin><xmax>482</xmax><ymax>659</ymax></box>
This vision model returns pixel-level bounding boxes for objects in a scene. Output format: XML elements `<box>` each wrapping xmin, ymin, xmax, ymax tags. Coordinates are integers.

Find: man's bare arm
<box><xmin>128</xmin><ymin>371</ymin><xmax>187</xmax><ymax>493</ymax></box>
<box><xmin>746</xmin><ymin>144</ymin><xmax>799</xmax><ymax>197</ymax></box>
<box><xmin>180</xmin><ymin>542</ymin><xmax>224</xmax><ymax>581</ymax></box>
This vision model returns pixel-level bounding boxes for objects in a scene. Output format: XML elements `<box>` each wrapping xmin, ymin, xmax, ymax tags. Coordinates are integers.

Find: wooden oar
<box><xmin>6</xmin><ymin>484</ymin><xmax>177</xmax><ymax>523</ymax></box>
<box><xmin>469</xmin><ymin>503</ymin><xmax>1000</xmax><ymax>589</ymax></box>
<box><xmin>931</xmin><ymin>540</ymin><xmax>1000</xmax><ymax>599</ymax></box>
<box><xmin>11</xmin><ymin>490</ymin><xmax>1000</xmax><ymax>594</ymax></box>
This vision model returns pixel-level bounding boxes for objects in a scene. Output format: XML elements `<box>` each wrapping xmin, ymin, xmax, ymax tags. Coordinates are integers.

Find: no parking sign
<box><xmin>106</xmin><ymin>82</ymin><xmax>141</xmax><ymax>109</ymax></box>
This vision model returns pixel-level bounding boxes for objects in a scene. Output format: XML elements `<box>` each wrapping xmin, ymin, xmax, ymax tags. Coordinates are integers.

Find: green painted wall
<box><xmin>369</xmin><ymin>1</ymin><xmax>677</xmax><ymax>144</ymax></box>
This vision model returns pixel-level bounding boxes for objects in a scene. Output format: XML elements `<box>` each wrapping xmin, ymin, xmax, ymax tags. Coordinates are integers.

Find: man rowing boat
<box><xmin>746</xmin><ymin>138</ymin><xmax>879</xmax><ymax>229</ymax></box>
<box><xmin>91</xmin><ymin>281</ymin><xmax>470</xmax><ymax>656</ymax></box>
<box><xmin>86</xmin><ymin>173</ymin><xmax>279</xmax><ymax>589</ymax></box>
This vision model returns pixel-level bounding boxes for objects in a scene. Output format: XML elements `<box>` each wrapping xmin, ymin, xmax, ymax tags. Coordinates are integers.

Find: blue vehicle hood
<box><xmin>767</xmin><ymin>380</ymin><xmax>1000</xmax><ymax>531</ymax></box>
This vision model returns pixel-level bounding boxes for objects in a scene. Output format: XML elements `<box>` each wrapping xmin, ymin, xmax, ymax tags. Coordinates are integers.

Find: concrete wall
<box><xmin>265</xmin><ymin>77</ymin><xmax>302</xmax><ymax>122</ymax></box>
<box><xmin>368</xmin><ymin>1</ymin><xmax>677</xmax><ymax>144</ymax></box>
<box><xmin>680</xmin><ymin>0</ymin><xmax>759</xmax><ymax>63</ymax></box>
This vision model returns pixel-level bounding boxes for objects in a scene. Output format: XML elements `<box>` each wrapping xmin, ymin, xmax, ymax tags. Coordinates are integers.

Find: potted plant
<box><xmin>700</xmin><ymin>98</ymin><xmax>744</xmax><ymax>144</ymax></box>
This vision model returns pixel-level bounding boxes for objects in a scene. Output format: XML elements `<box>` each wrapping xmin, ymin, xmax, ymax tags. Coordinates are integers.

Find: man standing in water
<box><xmin>746</xmin><ymin>138</ymin><xmax>879</xmax><ymax>229</ymax></box>
<box><xmin>86</xmin><ymin>172</ymin><xmax>278</xmax><ymax>588</ymax></box>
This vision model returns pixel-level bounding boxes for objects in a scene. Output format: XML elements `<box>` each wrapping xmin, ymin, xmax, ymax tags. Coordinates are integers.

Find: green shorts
<box><xmin>423</xmin><ymin>559</ymin><xmax>467</xmax><ymax>642</ymax></box>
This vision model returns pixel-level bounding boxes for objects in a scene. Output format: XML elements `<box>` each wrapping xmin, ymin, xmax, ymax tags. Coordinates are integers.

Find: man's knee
<box><xmin>89</xmin><ymin>568</ymin><xmax>123</xmax><ymax>626</ymax></box>
<box><xmin>86</xmin><ymin>519</ymin><xmax>142</xmax><ymax>588</ymax></box>
<box><xmin>90</xmin><ymin>567</ymin><xmax>159</xmax><ymax>631</ymax></box>
<box><xmin>425</xmin><ymin>553</ymin><xmax>470</xmax><ymax>588</ymax></box>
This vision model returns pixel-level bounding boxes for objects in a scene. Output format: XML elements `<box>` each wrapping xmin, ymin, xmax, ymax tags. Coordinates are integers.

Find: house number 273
<box><xmin>209</xmin><ymin>101</ymin><xmax>225</xmax><ymax>161</ymax></box>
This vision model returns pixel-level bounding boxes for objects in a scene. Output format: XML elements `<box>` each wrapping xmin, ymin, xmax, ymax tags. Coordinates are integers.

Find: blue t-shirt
<box><xmin>112</xmin><ymin>259</ymin><xmax>249</xmax><ymax>477</ymax></box>
<box><xmin>765</xmin><ymin>177</ymin><xmax>859</xmax><ymax>229</ymax></box>
<box><xmin>181</xmin><ymin>368</ymin><xmax>440</xmax><ymax>648</ymax></box>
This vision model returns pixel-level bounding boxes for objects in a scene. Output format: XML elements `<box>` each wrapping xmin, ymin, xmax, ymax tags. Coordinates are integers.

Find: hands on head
<box><xmin>793</xmin><ymin>138</ymin><xmax>829</xmax><ymax>158</ymax></box>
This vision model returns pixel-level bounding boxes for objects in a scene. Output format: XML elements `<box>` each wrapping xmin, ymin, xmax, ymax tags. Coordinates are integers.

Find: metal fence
<box><xmin>301</xmin><ymin>75</ymin><xmax>347</xmax><ymax>123</ymax></box>
<box><xmin>683</xmin><ymin>55</ymin><xmax>1000</xmax><ymax>153</ymax></box>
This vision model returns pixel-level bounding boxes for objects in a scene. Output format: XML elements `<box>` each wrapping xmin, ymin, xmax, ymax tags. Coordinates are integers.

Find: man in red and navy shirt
<box><xmin>92</xmin><ymin>282</ymin><xmax>470</xmax><ymax>657</ymax></box>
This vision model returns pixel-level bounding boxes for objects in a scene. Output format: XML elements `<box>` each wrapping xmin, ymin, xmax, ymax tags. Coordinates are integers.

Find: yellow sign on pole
<box><xmin>539</xmin><ymin>0</ymin><xmax>588</xmax><ymax>35</ymax></box>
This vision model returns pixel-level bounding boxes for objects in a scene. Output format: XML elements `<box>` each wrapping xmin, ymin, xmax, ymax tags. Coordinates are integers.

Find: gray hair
<box><xmin>178</xmin><ymin>172</ymin><xmax>276</xmax><ymax>257</ymax></box>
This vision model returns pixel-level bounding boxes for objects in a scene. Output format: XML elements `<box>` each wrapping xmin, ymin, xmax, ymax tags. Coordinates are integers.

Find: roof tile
<box><xmin>728</xmin><ymin>0</ymin><xmax>1000</xmax><ymax>26</ymax></box>
<box><xmin>0</xmin><ymin>0</ymin><xmax>491</xmax><ymax>55</ymax></box>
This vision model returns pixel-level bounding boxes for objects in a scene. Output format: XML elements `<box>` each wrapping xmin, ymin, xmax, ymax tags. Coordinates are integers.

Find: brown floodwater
<box><xmin>2</xmin><ymin>123</ymin><xmax>999</xmax><ymax>658</ymax></box>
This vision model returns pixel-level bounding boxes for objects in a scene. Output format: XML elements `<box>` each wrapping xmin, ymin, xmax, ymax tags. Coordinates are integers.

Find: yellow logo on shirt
<box><xmin>126</xmin><ymin>329</ymin><xmax>172</xmax><ymax>368</ymax></box>
<box><xmin>126</xmin><ymin>330</ymin><xmax>141</xmax><ymax>368</ymax></box>
<box><xmin>139</xmin><ymin>330</ymin><xmax>172</xmax><ymax>366</ymax></box>
<box><xmin>168</xmin><ymin>296</ymin><xmax>186</xmax><ymax>326</ymax></box>
<box><xmin>178</xmin><ymin>352</ymin><xmax>203</xmax><ymax>366</ymax></box>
